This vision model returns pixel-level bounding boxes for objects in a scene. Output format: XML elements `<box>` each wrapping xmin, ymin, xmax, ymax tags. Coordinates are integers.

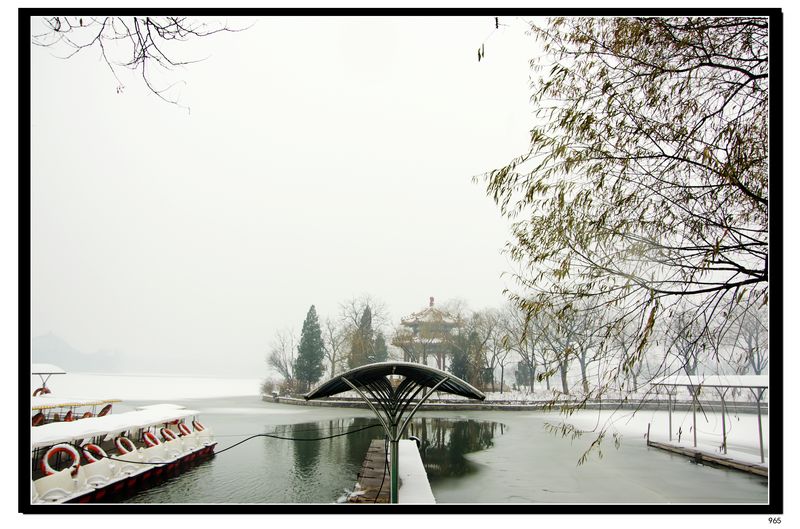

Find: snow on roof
<box><xmin>31</xmin><ymin>408</ymin><xmax>201</xmax><ymax>449</ymax></box>
<box><xmin>31</xmin><ymin>395</ymin><xmax>120</xmax><ymax>411</ymax></box>
<box><xmin>400</xmin><ymin>306</ymin><xmax>459</xmax><ymax>327</ymax></box>
<box><xmin>31</xmin><ymin>363</ymin><xmax>66</xmax><ymax>375</ymax></box>
<box><xmin>651</xmin><ymin>374</ymin><xmax>768</xmax><ymax>389</ymax></box>
<box><xmin>135</xmin><ymin>403</ymin><xmax>187</xmax><ymax>411</ymax></box>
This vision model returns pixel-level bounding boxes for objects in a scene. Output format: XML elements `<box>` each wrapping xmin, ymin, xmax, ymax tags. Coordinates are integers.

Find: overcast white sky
<box><xmin>29</xmin><ymin>16</ymin><xmax>537</xmax><ymax>376</ymax></box>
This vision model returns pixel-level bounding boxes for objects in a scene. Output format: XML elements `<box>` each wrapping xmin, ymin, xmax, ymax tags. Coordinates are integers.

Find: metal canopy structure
<box><xmin>31</xmin><ymin>363</ymin><xmax>66</xmax><ymax>395</ymax></box>
<box><xmin>651</xmin><ymin>375</ymin><xmax>769</xmax><ymax>463</ymax></box>
<box><xmin>305</xmin><ymin>361</ymin><xmax>485</xmax><ymax>503</ymax></box>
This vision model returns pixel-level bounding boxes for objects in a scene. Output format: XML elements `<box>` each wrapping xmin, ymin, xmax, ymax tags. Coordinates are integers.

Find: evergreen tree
<box><xmin>515</xmin><ymin>361</ymin><xmax>531</xmax><ymax>389</ymax></box>
<box><xmin>294</xmin><ymin>305</ymin><xmax>325</xmax><ymax>392</ymax></box>
<box><xmin>348</xmin><ymin>306</ymin><xmax>374</xmax><ymax>368</ymax></box>
<box><xmin>370</xmin><ymin>332</ymin><xmax>388</xmax><ymax>363</ymax></box>
<box><xmin>449</xmin><ymin>330</ymin><xmax>479</xmax><ymax>382</ymax></box>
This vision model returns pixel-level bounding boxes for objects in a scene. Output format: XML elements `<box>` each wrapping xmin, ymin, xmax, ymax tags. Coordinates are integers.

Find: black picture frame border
<box><xmin>19</xmin><ymin>6</ymin><xmax>783</xmax><ymax>515</ymax></box>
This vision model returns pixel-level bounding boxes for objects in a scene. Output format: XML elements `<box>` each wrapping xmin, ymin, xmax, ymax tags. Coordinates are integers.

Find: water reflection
<box><xmin>406</xmin><ymin>418</ymin><xmax>505</xmax><ymax>480</ymax></box>
<box><xmin>124</xmin><ymin>414</ymin><xmax>504</xmax><ymax>503</ymax></box>
<box><xmin>272</xmin><ymin>417</ymin><xmax>505</xmax><ymax>492</ymax></box>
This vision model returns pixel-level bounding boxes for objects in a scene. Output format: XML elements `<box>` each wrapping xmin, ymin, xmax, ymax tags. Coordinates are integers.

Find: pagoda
<box><xmin>392</xmin><ymin>297</ymin><xmax>460</xmax><ymax>370</ymax></box>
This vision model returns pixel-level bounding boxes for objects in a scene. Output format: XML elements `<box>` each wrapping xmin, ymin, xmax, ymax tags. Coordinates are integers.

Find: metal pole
<box><xmin>755</xmin><ymin>389</ymin><xmax>765</xmax><ymax>464</ymax></box>
<box><xmin>390</xmin><ymin>424</ymin><xmax>399</xmax><ymax>504</ymax></box>
<box><xmin>719</xmin><ymin>389</ymin><xmax>727</xmax><ymax>455</ymax></box>
<box><xmin>692</xmin><ymin>386</ymin><xmax>697</xmax><ymax>448</ymax></box>
<box><xmin>668</xmin><ymin>390</ymin><xmax>673</xmax><ymax>442</ymax></box>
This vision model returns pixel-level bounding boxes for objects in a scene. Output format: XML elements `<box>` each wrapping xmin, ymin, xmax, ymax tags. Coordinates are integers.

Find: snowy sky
<box><xmin>29</xmin><ymin>16</ymin><xmax>537</xmax><ymax>375</ymax></box>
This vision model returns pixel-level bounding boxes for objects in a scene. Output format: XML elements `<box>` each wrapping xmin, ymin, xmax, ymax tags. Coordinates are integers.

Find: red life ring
<box><xmin>160</xmin><ymin>428</ymin><xmax>178</xmax><ymax>441</ymax></box>
<box><xmin>64</xmin><ymin>410</ymin><xmax>74</xmax><ymax>422</ymax></box>
<box><xmin>192</xmin><ymin>420</ymin><xmax>206</xmax><ymax>432</ymax></box>
<box><xmin>33</xmin><ymin>387</ymin><xmax>51</xmax><ymax>397</ymax></box>
<box><xmin>41</xmin><ymin>444</ymin><xmax>81</xmax><ymax>476</ymax></box>
<box><xmin>178</xmin><ymin>423</ymin><xmax>192</xmax><ymax>436</ymax></box>
<box><xmin>143</xmin><ymin>431</ymin><xmax>161</xmax><ymax>447</ymax></box>
<box><xmin>32</xmin><ymin>412</ymin><xmax>45</xmax><ymax>427</ymax></box>
<box><xmin>115</xmin><ymin>436</ymin><xmax>136</xmax><ymax>455</ymax></box>
<box><xmin>81</xmin><ymin>411</ymin><xmax>93</xmax><ymax>419</ymax></box>
<box><xmin>98</xmin><ymin>404</ymin><xmax>113</xmax><ymax>417</ymax></box>
<box><xmin>82</xmin><ymin>443</ymin><xmax>108</xmax><ymax>463</ymax></box>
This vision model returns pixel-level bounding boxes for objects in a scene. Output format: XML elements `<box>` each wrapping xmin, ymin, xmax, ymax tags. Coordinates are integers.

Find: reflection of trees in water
<box><xmin>273</xmin><ymin>418</ymin><xmax>381</xmax><ymax>479</ymax></box>
<box><xmin>286</xmin><ymin>422</ymin><xmax>321</xmax><ymax>478</ymax></box>
<box><xmin>405</xmin><ymin>418</ymin><xmax>504</xmax><ymax>479</ymax></box>
<box><xmin>271</xmin><ymin>417</ymin><xmax>502</xmax><ymax>490</ymax></box>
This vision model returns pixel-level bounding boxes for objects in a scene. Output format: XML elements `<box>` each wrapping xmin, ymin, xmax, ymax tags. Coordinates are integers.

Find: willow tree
<box><xmin>480</xmin><ymin>17</ymin><xmax>769</xmax><ymax>387</ymax></box>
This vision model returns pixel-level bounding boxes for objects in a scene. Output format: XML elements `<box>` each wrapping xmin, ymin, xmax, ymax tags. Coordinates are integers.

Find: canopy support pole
<box><xmin>668</xmin><ymin>387</ymin><xmax>674</xmax><ymax>441</ymax></box>
<box><xmin>715</xmin><ymin>387</ymin><xmax>728</xmax><ymax>454</ymax></box>
<box><xmin>691</xmin><ymin>385</ymin><xmax>698</xmax><ymax>448</ymax></box>
<box><xmin>750</xmin><ymin>387</ymin><xmax>766</xmax><ymax>463</ymax></box>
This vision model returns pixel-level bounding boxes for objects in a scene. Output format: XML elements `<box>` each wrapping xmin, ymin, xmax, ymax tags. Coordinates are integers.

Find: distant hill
<box><xmin>30</xmin><ymin>332</ymin><xmax>125</xmax><ymax>373</ymax></box>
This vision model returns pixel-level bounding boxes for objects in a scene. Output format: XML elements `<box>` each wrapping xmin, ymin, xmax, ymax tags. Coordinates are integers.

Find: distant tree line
<box><xmin>264</xmin><ymin>295</ymin><xmax>391</xmax><ymax>395</ymax></box>
<box><xmin>263</xmin><ymin>295</ymin><xmax>767</xmax><ymax>397</ymax></box>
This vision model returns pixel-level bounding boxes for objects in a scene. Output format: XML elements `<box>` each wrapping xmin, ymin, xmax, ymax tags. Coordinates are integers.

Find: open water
<box><xmin>110</xmin><ymin>395</ymin><xmax>768</xmax><ymax>504</ymax></box>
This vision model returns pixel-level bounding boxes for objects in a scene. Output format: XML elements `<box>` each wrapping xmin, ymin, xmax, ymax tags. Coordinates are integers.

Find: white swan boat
<box><xmin>30</xmin><ymin>365</ymin><xmax>216</xmax><ymax>504</ymax></box>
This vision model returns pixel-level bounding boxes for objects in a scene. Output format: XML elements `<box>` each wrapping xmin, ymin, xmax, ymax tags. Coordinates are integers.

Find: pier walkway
<box><xmin>348</xmin><ymin>439</ymin><xmax>435</xmax><ymax>504</ymax></box>
<box><xmin>647</xmin><ymin>439</ymin><xmax>768</xmax><ymax>477</ymax></box>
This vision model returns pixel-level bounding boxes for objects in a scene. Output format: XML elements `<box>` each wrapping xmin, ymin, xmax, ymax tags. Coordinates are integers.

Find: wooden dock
<box><xmin>348</xmin><ymin>439</ymin><xmax>390</xmax><ymax>503</ymax></box>
<box><xmin>647</xmin><ymin>440</ymin><xmax>768</xmax><ymax>477</ymax></box>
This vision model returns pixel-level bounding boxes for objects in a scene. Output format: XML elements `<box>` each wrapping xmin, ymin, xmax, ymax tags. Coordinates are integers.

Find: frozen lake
<box><xmin>29</xmin><ymin>373</ymin><xmax>769</xmax><ymax>504</ymax></box>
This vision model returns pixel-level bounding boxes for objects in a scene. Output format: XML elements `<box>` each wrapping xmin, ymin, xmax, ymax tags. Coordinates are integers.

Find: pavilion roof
<box><xmin>400</xmin><ymin>300</ymin><xmax>459</xmax><ymax>327</ymax></box>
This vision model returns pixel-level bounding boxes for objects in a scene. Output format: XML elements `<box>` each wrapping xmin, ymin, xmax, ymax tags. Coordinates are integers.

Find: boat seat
<box><xmin>72</xmin><ymin>466</ymin><xmax>90</xmax><ymax>495</ymax></box>
<box><xmin>141</xmin><ymin>444</ymin><xmax>169</xmax><ymax>464</ymax></box>
<box><xmin>199</xmin><ymin>427</ymin><xmax>215</xmax><ymax>446</ymax></box>
<box><xmin>33</xmin><ymin>469</ymin><xmax>76</xmax><ymax>503</ymax></box>
<box><xmin>82</xmin><ymin>458</ymin><xmax>115</xmax><ymax>487</ymax></box>
<box><xmin>181</xmin><ymin>432</ymin><xmax>199</xmax><ymax>450</ymax></box>
<box><xmin>115</xmin><ymin>450</ymin><xmax>150</xmax><ymax>476</ymax></box>
<box><xmin>164</xmin><ymin>438</ymin><xmax>185</xmax><ymax>458</ymax></box>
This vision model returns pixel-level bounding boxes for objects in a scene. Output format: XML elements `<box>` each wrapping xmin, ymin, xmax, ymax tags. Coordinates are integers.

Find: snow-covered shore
<box><xmin>561</xmin><ymin>407</ymin><xmax>769</xmax><ymax>465</ymax></box>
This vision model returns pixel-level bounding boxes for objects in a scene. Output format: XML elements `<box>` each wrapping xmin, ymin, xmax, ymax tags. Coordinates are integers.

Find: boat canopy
<box><xmin>305</xmin><ymin>361</ymin><xmax>485</xmax><ymax>401</ymax></box>
<box><xmin>31</xmin><ymin>364</ymin><xmax>66</xmax><ymax>375</ymax></box>
<box><xmin>31</xmin><ymin>408</ymin><xmax>200</xmax><ymax>449</ymax></box>
<box><xmin>651</xmin><ymin>374</ymin><xmax>768</xmax><ymax>389</ymax></box>
<box><xmin>135</xmin><ymin>403</ymin><xmax>187</xmax><ymax>411</ymax></box>
<box><xmin>31</xmin><ymin>395</ymin><xmax>120</xmax><ymax>411</ymax></box>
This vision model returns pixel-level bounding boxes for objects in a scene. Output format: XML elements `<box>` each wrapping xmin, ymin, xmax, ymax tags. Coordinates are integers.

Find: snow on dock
<box><xmin>646</xmin><ymin>439</ymin><xmax>768</xmax><ymax>477</ymax></box>
<box><xmin>348</xmin><ymin>439</ymin><xmax>435</xmax><ymax>504</ymax></box>
<box><xmin>398</xmin><ymin>439</ymin><xmax>435</xmax><ymax>504</ymax></box>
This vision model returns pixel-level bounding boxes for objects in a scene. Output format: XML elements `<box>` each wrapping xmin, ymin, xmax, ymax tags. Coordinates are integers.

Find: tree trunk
<box><xmin>500</xmin><ymin>366</ymin><xmax>505</xmax><ymax>394</ymax></box>
<box><xmin>544</xmin><ymin>360</ymin><xmax>551</xmax><ymax>390</ymax></box>
<box><xmin>529</xmin><ymin>364</ymin><xmax>536</xmax><ymax>394</ymax></box>
<box><xmin>578</xmin><ymin>356</ymin><xmax>589</xmax><ymax>394</ymax></box>
<box><xmin>560</xmin><ymin>361</ymin><xmax>569</xmax><ymax>394</ymax></box>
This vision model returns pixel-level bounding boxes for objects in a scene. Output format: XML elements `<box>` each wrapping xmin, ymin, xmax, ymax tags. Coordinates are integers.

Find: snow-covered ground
<box><xmin>560</xmin><ymin>407</ymin><xmax>769</xmax><ymax>465</ymax></box>
<box><xmin>30</xmin><ymin>372</ymin><xmax>263</xmax><ymax>401</ymax></box>
<box><xmin>319</xmin><ymin>387</ymin><xmax>767</xmax><ymax>404</ymax></box>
